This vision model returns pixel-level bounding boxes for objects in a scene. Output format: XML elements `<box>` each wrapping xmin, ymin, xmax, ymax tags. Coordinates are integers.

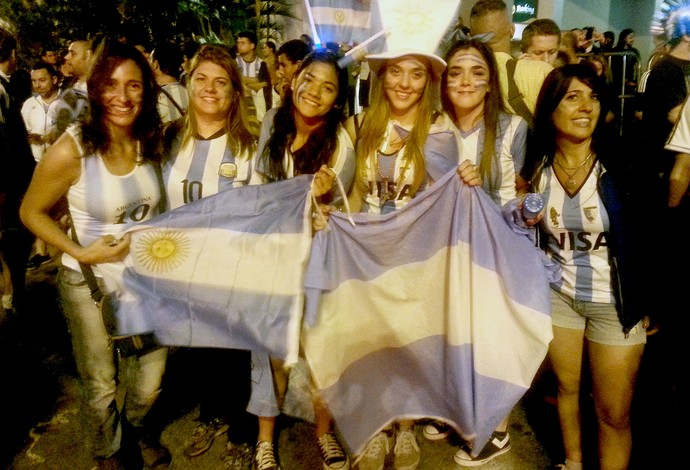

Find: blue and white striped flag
<box><xmin>302</xmin><ymin>168</ymin><xmax>553</xmax><ymax>455</ymax></box>
<box><xmin>108</xmin><ymin>175</ymin><xmax>314</xmax><ymax>364</ymax></box>
<box><xmin>306</xmin><ymin>0</ymin><xmax>384</xmax><ymax>45</ymax></box>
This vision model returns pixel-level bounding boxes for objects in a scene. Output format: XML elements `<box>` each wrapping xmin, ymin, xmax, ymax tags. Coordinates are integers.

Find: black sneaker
<box><xmin>453</xmin><ymin>431</ymin><xmax>511</xmax><ymax>467</ymax></box>
<box><xmin>317</xmin><ymin>432</ymin><xmax>349</xmax><ymax>470</ymax></box>
<box><xmin>27</xmin><ymin>254</ymin><xmax>51</xmax><ymax>270</ymax></box>
<box><xmin>183</xmin><ymin>418</ymin><xmax>229</xmax><ymax>457</ymax></box>
<box><xmin>222</xmin><ymin>442</ymin><xmax>254</xmax><ymax>470</ymax></box>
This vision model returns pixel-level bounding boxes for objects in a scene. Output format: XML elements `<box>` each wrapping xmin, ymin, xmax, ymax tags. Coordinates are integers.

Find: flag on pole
<box><xmin>302</xmin><ymin>168</ymin><xmax>553</xmax><ymax>455</ymax></box>
<box><xmin>306</xmin><ymin>0</ymin><xmax>383</xmax><ymax>45</ymax></box>
<box><xmin>107</xmin><ymin>175</ymin><xmax>314</xmax><ymax>364</ymax></box>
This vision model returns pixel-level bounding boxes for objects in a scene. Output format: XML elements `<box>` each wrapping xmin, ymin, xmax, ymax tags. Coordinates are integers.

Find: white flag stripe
<box><xmin>310</xmin><ymin>7</ymin><xmax>372</xmax><ymax>29</ymax></box>
<box><xmin>304</xmin><ymin>243</ymin><xmax>552</xmax><ymax>390</ymax></box>
<box><xmin>129</xmin><ymin>227</ymin><xmax>308</xmax><ymax>296</ymax></box>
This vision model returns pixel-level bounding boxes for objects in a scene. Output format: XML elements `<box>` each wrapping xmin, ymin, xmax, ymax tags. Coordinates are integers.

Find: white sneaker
<box><xmin>354</xmin><ymin>432</ymin><xmax>391</xmax><ymax>470</ymax></box>
<box><xmin>393</xmin><ymin>428</ymin><xmax>420</xmax><ymax>470</ymax></box>
<box><xmin>254</xmin><ymin>440</ymin><xmax>280</xmax><ymax>470</ymax></box>
<box><xmin>422</xmin><ymin>420</ymin><xmax>452</xmax><ymax>441</ymax></box>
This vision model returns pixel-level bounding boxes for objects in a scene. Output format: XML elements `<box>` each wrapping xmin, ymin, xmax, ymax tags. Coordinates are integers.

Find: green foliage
<box><xmin>253</xmin><ymin>0</ymin><xmax>300</xmax><ymax>44</ymax></box>
<box><xmin>1</xmin><ymin>0</ymin><xmax>122</xmax><ymax>66</ymax></box>
<box><xmin>0</xmin><ymin>0</ymin><xmax>296</xmax><ymax>68</ymax></box>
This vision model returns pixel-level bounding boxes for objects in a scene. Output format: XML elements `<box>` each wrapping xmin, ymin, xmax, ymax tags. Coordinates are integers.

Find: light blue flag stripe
<box><xmin>303</xmin><ymin>168</ymin><xmax>553</xmax><ymax>455</ymax></box>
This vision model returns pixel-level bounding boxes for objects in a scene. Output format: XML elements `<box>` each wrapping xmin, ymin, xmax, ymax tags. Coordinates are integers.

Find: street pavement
<box><xmin>0</xmin><ymin>256</ymin><xmax>679</xmax><ymax>469</ymax></box>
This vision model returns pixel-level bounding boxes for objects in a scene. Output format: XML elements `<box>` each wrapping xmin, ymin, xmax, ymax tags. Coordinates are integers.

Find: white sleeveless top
<box><xmin>535</xmin><ymin>161</ymin><xmax>613</xmax><ymax>303</ymax></box>
<box><xmin>63</xmin><ymin>126</ymin><xmax>163</xmax><ymax>273</ymax></box>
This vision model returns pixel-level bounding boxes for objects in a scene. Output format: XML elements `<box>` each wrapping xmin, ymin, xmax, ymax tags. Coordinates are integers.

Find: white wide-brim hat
<box><xmin>365</xmin><ymin>49</ymin><xmax>447</xmax><ymax>77</ymax></box>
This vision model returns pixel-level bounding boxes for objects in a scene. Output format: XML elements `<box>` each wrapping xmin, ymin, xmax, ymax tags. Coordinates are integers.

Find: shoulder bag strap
<box><xmin>68</xmin><ymin>218</ymin><xmax>103</xmax><ymax>303</ymax></box>
<box><xmin>506</xmin><ymin>59</ymin><xmax>534</xmax><ymax>128</ymax></box>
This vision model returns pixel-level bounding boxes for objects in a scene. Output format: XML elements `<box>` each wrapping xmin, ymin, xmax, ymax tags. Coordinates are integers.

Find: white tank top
<box><xmin>63</xmin><ymin>126</ymin><xmax>163</xmax><ymax>273</ymax></box>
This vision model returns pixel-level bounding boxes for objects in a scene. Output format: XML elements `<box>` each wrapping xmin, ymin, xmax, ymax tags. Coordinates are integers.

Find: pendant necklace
<box><xmin>376</xmin><ymin>152</ymin><xmax>396</xmax><ymax>205</ymax></box>
<box><xmin>554</xmin><ymin>153</ymin><xmax>593</xmax><ymax>188</ymax></box>
<box><xmin>375</xmin><ymin>122</ymin><xmax>404</xmax><ymax>205</ymax></box>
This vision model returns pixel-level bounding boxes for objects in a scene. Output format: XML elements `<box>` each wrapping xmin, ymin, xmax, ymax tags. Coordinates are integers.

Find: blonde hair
<box><xmin>182</xmin><ymin>44</ymin><xmax>257</xmax><ymax>157</ymax></box>
<box><xmin>354</xmin><ymin>58</ymin><xmax>441</xmax><ymax>197</ymax></box>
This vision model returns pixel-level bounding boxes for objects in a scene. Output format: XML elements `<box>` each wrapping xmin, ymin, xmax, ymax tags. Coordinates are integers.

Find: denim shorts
<box><xmin>550</xmin><ymin>289</ymin><xmax>646</xmax><ymax>346</ymax></box>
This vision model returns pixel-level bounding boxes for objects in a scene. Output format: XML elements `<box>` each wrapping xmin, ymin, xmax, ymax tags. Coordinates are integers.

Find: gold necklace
<box><xmin>553</xmin><ymin>153</ymin><xmax>593</xmax><ymax>188</ymax></box>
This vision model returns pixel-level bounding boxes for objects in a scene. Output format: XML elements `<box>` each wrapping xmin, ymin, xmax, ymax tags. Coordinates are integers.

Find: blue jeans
<box><xmin>58</xmin><ymin>266</ymin><xmax>167</xmax><ymax>459</ymax></box>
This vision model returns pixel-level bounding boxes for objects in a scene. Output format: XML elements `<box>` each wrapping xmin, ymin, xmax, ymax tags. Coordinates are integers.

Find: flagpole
<box><xmin>303</xmin><ymin>0</ymin><xmax>321</xmax><ymax>45</ymax></box>
<box><xmin>344</xmin><ymin>28</ymin><xmax>390</xmax><ymax>57</ymax></box>
<box><xmin>337</xmin><ymin>28</ymin><xmax>390</xmax><ymax>69</ymax></box>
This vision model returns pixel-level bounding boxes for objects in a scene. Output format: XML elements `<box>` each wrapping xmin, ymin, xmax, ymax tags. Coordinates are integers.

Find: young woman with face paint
<box><xmin>441</xmin><ymin>38</ymin><xmax>530</xmax><ymax>206</ymax></box>
<box><xmin>419</xmin><ymin>38</ymin><xmax>531</xmax><ymax>467</ymax></box>
<box><xmin>249</xmin><ymin>49</ymin><xmax>355</xmax><ymax>470</ymax></box>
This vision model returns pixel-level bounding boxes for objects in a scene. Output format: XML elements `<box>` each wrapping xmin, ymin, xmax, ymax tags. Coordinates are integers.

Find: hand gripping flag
<box><xmin>302</xmin><ymin>168</ymin><xmax>553</xmax><ymax>456</ymax></box>
<box><xmin>106</xmin><ymin>175</ymin><xmax>314</xmax><ymax>364</ymax></box>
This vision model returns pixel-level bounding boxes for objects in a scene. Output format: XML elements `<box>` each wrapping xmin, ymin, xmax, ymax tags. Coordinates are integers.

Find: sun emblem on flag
<box><xmin>334</xmin><ymin>9</ymin><xmax>346</xmax><ymax>24</ymax></box>
<box><xmin>389</xmin><ymin>5</ymin><xmax>432</xmax><ymax>33</ymax></box>
<box><xmin>135</xmin><ymin>230</ymin><xmax>191</xmax><ymax>273</ymax></box>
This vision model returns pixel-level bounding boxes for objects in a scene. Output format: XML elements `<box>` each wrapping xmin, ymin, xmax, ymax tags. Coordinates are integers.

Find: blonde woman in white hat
<box><xmin>342</xmin><ymin>48</ymin><xmax>480</xmax><ymax>470</ymax></box>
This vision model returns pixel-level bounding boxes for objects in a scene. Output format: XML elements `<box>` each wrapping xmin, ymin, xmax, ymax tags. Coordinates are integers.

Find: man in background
<box><xmin>46</xmin><ymin>37</ymin><xmax>95</xmax><ymax>143</ymax></box>
<box><xmin>521</xmin><ymin>18</ymin><xmax>561</xmax><ymax>66</ymax></box>
<box><xmin>275</xmin><ymin>39</ymin><xmax>311</xmax><ymax>102</ymax></box>
<box><xmin>235</xmin><ymin>30</ymin><xmax>271</xmax><ymax>122</ymax></box>
<box><xmin>149</xmin><ymin>41</ymin><xmax>188</xmax><ymax>123</ymax></box>
<box><xmin>0</xmin><ymin>28</ymin><xmax>37</xmax><ymax>315</ymax></box>
<box><xmin>470</xmin><ymin>0</ymin><xmax>552</xmax><ymax>126</ymax></box>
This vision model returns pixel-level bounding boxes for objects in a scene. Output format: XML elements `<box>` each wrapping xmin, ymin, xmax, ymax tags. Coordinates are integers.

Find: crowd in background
<box><xmin>1</xmin><ymin>0</ymin><xmax>687</xmax><ymax>469</ymax></box>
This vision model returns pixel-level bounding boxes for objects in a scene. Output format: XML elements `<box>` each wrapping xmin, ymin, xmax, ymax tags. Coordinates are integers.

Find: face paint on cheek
<box><xmin>474</xmin><ymin>80</ymin><xmax>488</xmax><ymax>90</ymax></box>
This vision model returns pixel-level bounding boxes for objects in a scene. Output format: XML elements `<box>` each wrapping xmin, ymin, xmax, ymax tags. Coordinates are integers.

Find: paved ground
<box><xmin>0</xmin><ymin>256</ymin><xmax>681</xmax><ymax>469</ymax></box>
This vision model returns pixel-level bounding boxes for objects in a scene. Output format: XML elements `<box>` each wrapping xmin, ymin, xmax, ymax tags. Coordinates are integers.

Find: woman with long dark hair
<box><xmin>20</xmin><ymin>39</ymin><xmax>170</xmax><ymax>469</ymax></box>
<box><xmin>249</xmin><ymin>48</ymin><xmax>354</xmax><ymax>470</ymax></box>
<box><xmin>523</xmin><ymin>64</ymin><xmax>648</xmax><ymax>470</ymax></box>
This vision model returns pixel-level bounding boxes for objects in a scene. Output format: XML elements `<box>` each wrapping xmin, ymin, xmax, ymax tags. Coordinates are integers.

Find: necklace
<box><xmin>374</xmin><ymin>121</ymin><xmax>406</xmax><ymax>205</ymax></box>
<box><xmin>375</xmin><ymin>152</ymin><xmax>396</xmax><ymax>205</ymax></box>
<box><xmin>553</xmin><ymin>153</ymin><xmax>593</xmax><ymax>188</ymax></box>
<box><xmin>135</xmin><ymin>140</ymin><xmax>143</xmax><ymax>164</ymax></box>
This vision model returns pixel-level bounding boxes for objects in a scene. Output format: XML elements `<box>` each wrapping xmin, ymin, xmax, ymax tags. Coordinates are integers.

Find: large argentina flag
<box><xmin>302</xmin><ymin>168</ymin><xmax>553</xmax><ymax>456</ymax></box>
<box><xmin>113</xmin><ymin>175</ymin><xmax>314</xmax><ymax>364</ymax></box>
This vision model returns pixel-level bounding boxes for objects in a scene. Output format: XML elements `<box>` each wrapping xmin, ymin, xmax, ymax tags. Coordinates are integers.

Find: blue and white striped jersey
<box><xmin>536</xmin><ymin>161</ymin><xmax>613</xmax><ymax>303</ymax></box>
<box><xmin>458</xmin><ymin>112</ymin><xmax>527</xmax><ymax>206</ymax></box>
<box><xmin>163</xmin><ymin>129</ymin><xmax>253</xmax><ymax>210</ymax></box>
<box><xmin>361</xmin><ymin>114</ymin><xmax>462</xmax><ymax>214</ymax></box>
